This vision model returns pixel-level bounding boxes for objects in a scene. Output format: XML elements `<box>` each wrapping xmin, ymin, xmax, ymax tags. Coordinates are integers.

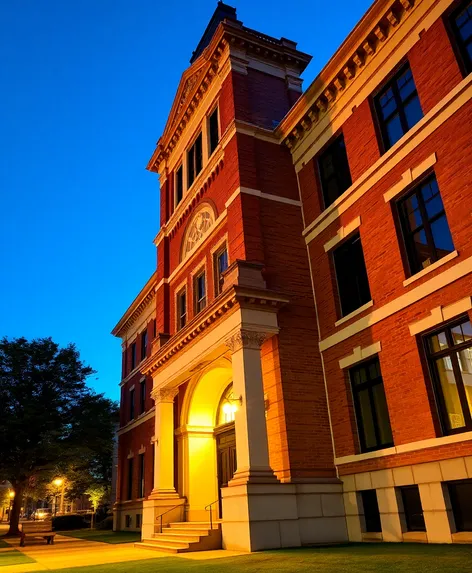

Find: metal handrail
<box><xmin>155</xmin><ymin>503</ymin><xmax>185</xmax><ymax>533</ymax></box>
<box><xmin>204</xmin><ymin>499</ymin><xmax>219</xmax><ymax>530</ymax></box>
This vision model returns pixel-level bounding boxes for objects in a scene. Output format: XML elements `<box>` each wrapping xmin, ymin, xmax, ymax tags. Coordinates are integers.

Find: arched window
<box><xmin>216</xmin><ymin>384</ymin><xmax>238</xmax><ymax>426</ymax></box>
<box><xmin>181</xmin><ymin>204</ymin><xmax>215</xmax><ymax>261</ymax></box>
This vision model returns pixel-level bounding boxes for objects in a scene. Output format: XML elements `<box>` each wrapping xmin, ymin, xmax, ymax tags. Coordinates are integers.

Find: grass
<box><xmin>58</xmin><ymin>529</ymin><xmax>141</xmax><ymax>544</ymax></box>
<box><xmin>0</xmin><ymin>540</ymin><xmax>10</xmax><ymax>549</ymax></box>
<box><xmin>38</xmin><ymin>543</ymin><xmax>472</xmax><ymax>573</ymax></box>
<box><xmin>0</xmin><ymin>549</ymin><xmax>36</xmax><ymax>567</ymax></box>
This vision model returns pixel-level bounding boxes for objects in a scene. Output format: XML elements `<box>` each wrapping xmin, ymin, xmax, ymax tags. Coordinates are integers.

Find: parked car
<box><xmin>32</xmin><ymin>508</ymin><xmax>52</xmax><ymax>521</ymax></box>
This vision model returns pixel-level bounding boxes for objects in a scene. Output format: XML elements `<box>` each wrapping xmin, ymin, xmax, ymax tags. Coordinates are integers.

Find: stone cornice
<box><xmin>111</xmin><ymin>271</ymin><xmax>158</xmax><ymax>338</ymax></box>
<box><xmin>140</xmin><ymin>284</ymin><xmax>289</xmax><ymax>377</ymax></box>
<box><xmin>278</xmin><ymin>0</ymin><xmax>415</xmax><ymax>150</ymax></box>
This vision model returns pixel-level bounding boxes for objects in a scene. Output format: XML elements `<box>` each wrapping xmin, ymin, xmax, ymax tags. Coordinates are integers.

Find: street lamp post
<box><xmin>8</xmin><ymin>491</ymin><xmax>15</xmax><ymax>523</ymax></box>
<box><xmin>52</xmin><ymin>479</ymin><xmax>65</xmax><ymax>515</ymax></box>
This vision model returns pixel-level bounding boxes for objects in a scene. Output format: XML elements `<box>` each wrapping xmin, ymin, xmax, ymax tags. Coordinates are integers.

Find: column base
<box><xmin>148</xmin><ymin>488</ymin><xmax>181</xmax><ymax>500</ymax></box>
<box><xmin>221</xmin><ymin>480</ymin><xmax>348</xmax><ymax>552</ymax></box>
<box><xmin>142</xmin><ymin>496</ymin><xmax>186</xmax><ymax>539</ymax></box>
<box><xmin>229</xmin><ymin>466</ymin><xmax>279</xmax><ymax>486</ymax></box>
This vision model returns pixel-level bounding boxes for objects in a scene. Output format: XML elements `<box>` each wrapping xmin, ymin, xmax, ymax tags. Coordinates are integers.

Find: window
<box><xmin>425</xmin><ymin>318</ymin><xmax>472</xmax><ymax>434</ymax></box>
<box><xmin>450</xmin><ymin>1</ymin><xmax>472</xmax><ymax>74</ymax></box>
<box><xmin>333</xmin><ymin>233</ymin><xmax>371</xmax><ymax>317</ymax></box>
<box><xmin>152</xmin><ymin>318</ymin><xmax>156</xmax><ymax>338</ymax></box>
<box><xmin>361</xmin><ymin>490</ymin><xmax>382</xmax><ymax>532</ymax></box>
<box><xmin>448</xmin><ymin>479</ymin><xmax>472</xmax><ymax>531</ymax></box>
<box><xmin>175</xmin><ymin>165</ymin><xmax>184</xmax><ymax>206</ymax></box>
<box><xmin>130</xmin><ymin>342</ymin><xmax>136</xmax><ymax>371</ymax></box>
<box><xmin>214</xmin><ymin>246</ymin><xmax>228</xmax><ymax>295</ymax></box>
<box><xmin>194</xmin><ymin>271</ymin><xmax>206</xmax><ymax>314</ymax></box>
<box><xmin>209</xmin><ymin>107</ymin><xmax>219</xmax><ymax>155</ymax></box>
<box><xmin>125</xmin><ymin>515</ymin><xmax>132</xmax><ymax>528</ymax></box>
<box><xmin>127</xmin><ymin>458</ymin><xmax>133</xmax><ymax>500</ymax></box>
<box><xmin>318</xmin><ymin>134</ymin><xmax>352</xmax><ymax>208</ymax></box>
<box><xmin>136</xmin><ymin>514</ymin><xmax>142</xmax><ymax>529</ymax></box>
<box><xmin>138</xmin><ymin>453</ymin><xmax>145</xmax><ymax>499</ymax></box>
<box><xmin>140</xmin><ymin>330</ymin><xmax>147</xmax><ymax>362</ymax></box>
<box><xmin>374</xmin><ymin>63</ymin><xmax>423</xmax><ymax>151</ymax></box>
<box><xmin>187</xmin><ymin>133</ymin><xmax>203</xmax><ymax>188</ymax></box>
<box><xmin>349</xmin><ymin>357</ymin><xmax>394</xmax><ymax>453</ymax></box>
<box><xmin>177</xmin><ymin>289</ymin><xmax>187</xmax><ymax>330</ymax></box>
<box><xmin>139</xmin><ymin>379</ymin><xmax>146</xmax><ymax>415</ymax></box>
<box><xmin>398</xmin><ymin>176</ymin><xmax>454</xmax><ymax>275</ymax></box>
<box><xmin>129</xmin><ymin>388</ymin><xmax>135</xmax><ymax>421</ymax></box>
<box><xmin>400</xmin><ymin>486</ymin><xmax>426</xmax><ymax>532</ymax></box>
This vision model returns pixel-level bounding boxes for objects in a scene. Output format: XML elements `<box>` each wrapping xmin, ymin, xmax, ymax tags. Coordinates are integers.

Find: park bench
<box><xmin>20</xmin><ymin>520</ymin><xmax>56</xmax><ymax>547</ymax></box>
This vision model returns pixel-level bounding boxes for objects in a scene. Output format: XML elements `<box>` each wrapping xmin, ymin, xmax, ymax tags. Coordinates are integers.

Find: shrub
<box><xmin>52</xmin><ymin>514</ymin><xmax>88</xmax><ymax>531</ymax></box>
<box><xmin>95</xmin><ymin>515</ymin><xmax>113</xmax><ymax>530</ymax></box>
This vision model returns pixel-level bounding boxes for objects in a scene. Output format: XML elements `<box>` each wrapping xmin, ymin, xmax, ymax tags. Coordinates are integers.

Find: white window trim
<box><xmin>339</xmin><ymin>341</ymin><xmax>382</xmax><ymax>370</ymax></box>
<box><xmin>324</xmin><ymin>216</ymin><xmax>362</xmax><ymax>252</ymax></box>
<box><xmin>403</xmin><ymin>250</ymin><xmax>459</xmax><ymax>287</ymax></box>
<box><xmin>383</xmin><ymin>153</ymin><xmax>437</xmax><ymax>203</ymax></box>
<box><xmin>408</xmin><ymin>295</ymin><xmax>472</xmax><ymax>336</ymax></box>
<box><xmin>335</xmin><ymin>300</ymin><xmax>374</xmax><ymax>327</ymax></box>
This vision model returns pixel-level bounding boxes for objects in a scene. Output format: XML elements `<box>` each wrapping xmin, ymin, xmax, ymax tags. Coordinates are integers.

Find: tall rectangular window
<box><xmin>127</xmin><ymin>458</ymin><xmax>133</xmax><ymax>500</ymax></box>
<box><xmin>175</xmin><ymin>165</ymin><xmax>184</xmax><ymax>206</ymax></box>
<box><xmin>450</xmin><ymin>1</ymin><xmax>472</xmax><ymax>75</ymax></box>
<box><xmin>448</xmin><ymin>479</ymin><xmax>472</xmax><ymax>531</ymax></box>
<box><xmin>400</xmin><ymin>486</ymin><xmax>426</xmax><ymax>532</ymax></box>
<box><xmin>138</xmin><ymin>453</ymin><xmax>145</xmax><ymax>499</ymax></box>
<box><xmin>425</xmin><ymin>318</ymin><xmax>472</xmax><ymax>434</ymax></box>
<box><xmin>397</xmin><ymin>176</ymin><xmax>454</xmax><ymax>275</ymax></box>
<box><xmin>140</xmin><ymin>330</ymin><xmax>147</xmax><ymax>362</ymax></box>
<box><xmin>187</xmin><ymin>133</ymin><xmax>203</xmax><ymax>188</ymax></box>
<box><xmin>194</xmin><ymin>271</ymin><xmax>206</xmax><ymax>314</ymax></box>
<box><xmin>130</xmin><ymin>342</ymin><xmax>136</xmax><ymax>371</ymax></box>
<box><xmin>214</xmin><ymin>246</ymin><xmax>228</xmax><ymax>295</ymax></box>
<box><xmin>209</xmin><ymin>107</ymin><xmax>219</xmax><ymax>155</ymax></box>
<box><xmin>374</xmin><ymin>63</ymin><xmax>423</xmax><ymax>151</ymax></box>
<box><xmin>333</xmin><ymin>234</ymin><xmax>371</xmax><ymax>317</ymax></box>
<box><xmin>318</xmin><ymin>134</ymin><xmax>352</xmax><ymax>208</ymax></box>
<box><xmin>139</xmin><ymin>379</ymin><xmax>146</xmax><ymax>415</ymax></box>
<box><xmin>177</xmin><ymin>289</ymin><xmax>187</xmax><ymax>330</ymax></box>
<box><xmin>129</xmin><ymin>388</ymin><xmax>135</xmax><ymax>421</ymax></box>
<box><xmin>349</xmin><ymin>357</ymin><xmax>393</xmax><ymax>453</ymax></box>
<box><xmin>361</xmin><ymin>490</ymin><xmax>382</xmax><ymax>532</ymax></box>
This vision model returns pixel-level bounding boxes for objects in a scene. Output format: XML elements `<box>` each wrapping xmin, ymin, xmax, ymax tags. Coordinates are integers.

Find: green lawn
<box><xmin>41</xmin><ymin>543</ymin><xmax>472</xmax><ymax>573</ymax></box>
<box><xmin>0</xmin><ymin>549</ymin><xmax>36</xmax><ymax>567</ymax></box>
<box><xmin>0</xmin><ymin>540</ymin><xmax>10</xmax><ymax>549</ymax></box>
<box><xmin>58</xmin><ymin>529</ymin><xmax>141</xmax><ymax>544</ymax></box>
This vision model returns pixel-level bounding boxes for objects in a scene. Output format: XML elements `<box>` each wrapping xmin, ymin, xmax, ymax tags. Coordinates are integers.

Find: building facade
<box><xmin>113</xmin><ymin>0</ymin><xmax>472</xmax><ymax>551</ymax></box>
<box><xmin>281</xmin><ymin>0</ymin><xmax>472</xmax><ymax>545</ymax></box>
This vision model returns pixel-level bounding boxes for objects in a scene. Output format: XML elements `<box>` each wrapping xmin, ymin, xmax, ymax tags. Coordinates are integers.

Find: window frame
<box><xmin>317</xmin><ymin>132</ymin><xmax>352</xmax><ymax>209</ymax></box>
<box><xmin>448</xmin><ymin>478</ymin><xmax>472</xmax><ymax>531</ymax></box>
<box><xmin>361</xmin><ymin>490</ymin><xmax>382</xmax><ymax>533</ymax></box>
<box><xmin>423</xmin><ymin>316</ymin><xmax>472</xmax><ymax>435</ymax></box>
<box><xmin>174</xmin><ymin>164</ymin><xmax>184</xmax><ymax>208</ymax></box>
<box><xmin>129</xmin><ymin>387</ymin><xmax>135</xmax><ymax>421</ymax></box>
<box><xmin>127</xmin><ymin>458</ymin><xmax>133</xmax><ymax>501</ymax></box>
<box><xmin>139</xmin><ymin>379</ymin><xmax>146</xmax><ymax>415</ymax></box>
<box><xmin>138</xmin><ymin>453</ymin><xmax>145</xmax><ymax>499</ymax></box>
<box><xmin>194</xmin><ymin>269</ymin><xmax>207</xmax><ymax>314</ymax></box>
<box><xmin>187</xmin><ymin>132</ymin><xmax>203</xmax><ymax>189</ymax></box>
<box><xmin>130</xmin><ymin>342</ymin><xmax>137</xmax><ymax>372</ymax></box>
<box><xmin>140</xmin><ymin>330</ymin><xmax>147</xmax><ymax>362</ymax></box>
<box><xmin>373</xmin><ymin>61</ymin><xmax>423</xmax><ymax>152</ymax></box>
<box><xmin>208</xmin><ymin>106</ymin><xmax>220</xmax><ymax>157</ymax></box>
<box><xmin>176</xmin><ymin>287</ymin><xmax>187</xmax><ymax>331</ymax></box>
<box><xmin>400</xmin><ymin>485</ymin><xmax>426</xmax><ymax>532</ymax></box>
<box><xmin>214</xmin><ymin>244</ymin><xmax>228</xmax><ymax>296</ymax></box>
<box><xmin>349</xmin><ymin>356</ymin><xmax>394</xmax><ymax>453</ymax></box>
<box><xmin>448</xmin><ymin>0</ymin><xmax>472</xmax><ymax>76</ymax></box>
<box><xmin>396</xmin><ymin>174</ymin><xmax>454</xmax><ymax>276</ymax></box>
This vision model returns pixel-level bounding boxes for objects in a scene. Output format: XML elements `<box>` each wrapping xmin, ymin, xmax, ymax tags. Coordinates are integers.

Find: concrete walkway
<box><xmin>0</xmin><ymin>526</ymin><xmax>243</xmax><ymax>573</ymax></box>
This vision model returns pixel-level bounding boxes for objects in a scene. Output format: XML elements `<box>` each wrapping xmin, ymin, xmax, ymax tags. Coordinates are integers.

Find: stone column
<box><xmin>225</xmin><ymin>329</ymin><xmax>278</xmax><ymax>485</ymax></box>
<box><xmin>151</xmin><ymin>386</ymin><xmax>179</xmax><ymax>498</ymax></box>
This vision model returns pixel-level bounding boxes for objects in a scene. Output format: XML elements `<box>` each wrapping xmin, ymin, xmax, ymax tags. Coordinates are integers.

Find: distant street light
<box><xmin>8</xmin><ymin>491</ymin><xmax>15</xmax><ymax>523</ymax></box>
<box><xmin>52</xmin><ymin>478</ymin><xmax>65</xmax><ymax>516</ymax></box>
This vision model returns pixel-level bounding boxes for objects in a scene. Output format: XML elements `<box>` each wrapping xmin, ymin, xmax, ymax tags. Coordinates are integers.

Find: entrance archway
<box><xmin>179</xmin><ymin>358</ymin><xmax>234</xmax><ymax>521</ymax></box>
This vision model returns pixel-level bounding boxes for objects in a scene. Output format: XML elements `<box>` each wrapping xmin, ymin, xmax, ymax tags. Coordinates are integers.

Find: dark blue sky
<box><xmin>0</xmin><ymin>0</ymin><xmax>372</xmax><ymax>401</ymax></box>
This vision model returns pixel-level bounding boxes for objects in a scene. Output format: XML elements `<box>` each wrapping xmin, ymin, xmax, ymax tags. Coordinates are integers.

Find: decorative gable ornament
<box><xmin>182</xmin><ymin>204</ymin><xmax>215</xmax><ymax>261</ymax></box>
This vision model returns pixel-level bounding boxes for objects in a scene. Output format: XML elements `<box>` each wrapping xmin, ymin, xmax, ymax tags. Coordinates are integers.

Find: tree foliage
<box><xmin>0</xmin><ymin>336</ymin><xmax>118</xmax><ymax>535</ymax></box>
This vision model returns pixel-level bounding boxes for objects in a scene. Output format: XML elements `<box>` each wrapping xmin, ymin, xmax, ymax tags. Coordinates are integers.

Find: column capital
<box><xmin>152</xmin><ymin>385</ymin><xmax>179</xmax><ymax>404</ymax></box>
<box><xmin>225</xmin><ymin>329</ymin><xmax>268</xmax><ymax>353</ymax></box>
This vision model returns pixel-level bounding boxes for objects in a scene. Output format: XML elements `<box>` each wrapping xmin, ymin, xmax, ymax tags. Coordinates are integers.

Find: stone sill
<box><xmin>362</xmin><ymin>532</ymin><xmax>383</xmax><ymax>542</ymax></box>
<box><xmin>452</xmin><ymin>532</ymin><xmax>472</xmax><ymax>544</ymax></box>
<box><xmin>335</xmin><ymin>300</ymin><xmax>374</xmax><ymax>327</ymax></box>
<box><xmin>403</xmin><ymin>531</ymin><xmax>427</xmax><ymax>543</ymax></box>
<box><xmin>403</xmin><ymin>251</ymin><xmax>458</xmax><ymax>287</ymax></box>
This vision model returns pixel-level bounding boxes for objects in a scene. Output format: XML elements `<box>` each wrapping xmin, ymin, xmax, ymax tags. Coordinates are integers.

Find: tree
<box><xmin>0</xmin><ymin>337</ymin><xmax>118</xmax><ymax>535</ymax></box>
<box><xmin>85</xmin><ymin>483</ymin><xmax>107</xmax><ymax>528</ymax></box>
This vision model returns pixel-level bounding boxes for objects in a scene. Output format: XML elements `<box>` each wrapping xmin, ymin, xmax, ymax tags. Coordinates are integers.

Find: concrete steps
<box><xmin>135</xmin><ymin>521</ymin><xmax>222</xmax><ymax>553</ymax></box>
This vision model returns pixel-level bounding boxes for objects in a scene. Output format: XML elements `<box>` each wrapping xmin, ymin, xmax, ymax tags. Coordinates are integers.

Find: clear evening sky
<box><xmin>0</xmin><ymin>0</ymin><xmax>372</xmax><ymax>401</ymax></box>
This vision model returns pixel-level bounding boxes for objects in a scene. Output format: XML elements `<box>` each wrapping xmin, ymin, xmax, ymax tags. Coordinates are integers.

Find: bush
<box><xmin>52</xmin><ymin>514</ymin><xmax>88</xmax><ymax>531</ymax></box>
<box><xmin>95</xmin><ymin>515</ymin><xmax>113</xmax><ymax>530</ymax></box>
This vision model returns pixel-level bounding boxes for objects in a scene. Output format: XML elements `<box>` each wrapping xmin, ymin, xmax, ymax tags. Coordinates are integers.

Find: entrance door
<box><xmin>216</xmin><ymin>423</ymin><xmax>236</xmax><ymax>517</ymax></box>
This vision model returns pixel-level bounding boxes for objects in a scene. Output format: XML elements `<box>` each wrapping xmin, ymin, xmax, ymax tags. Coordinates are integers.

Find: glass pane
<box><xmin>404</xmin><ymin>96</ymin><xmax>423</xmax><ymax>129</ymax></box>
<box><xmin>431</xmin><ymin>216</ymin><xmax>454</xmax><ymax>257</ymax></box>
<box><xmin>358</xmin><ymin>389</ymin><xmax>377</xmax><ymax>450</ymax></box>
<box><xmin>386</xmin><ymin>114</ymin><xmax>404</xmax><ymax>147</ymax></box>
<box><xmin>368</xmin><ymin>360</ymin><xmax>380</xmax><ymax>380</ymax></box>
<box><xmin>461</xmin><ymin>321</ymin><xmax>472</xmax><ymax>341</ymax></box>
<box><xmin>321</xmin><ymin>154</ymin><xmax>335</xmax><ymax>178</ymax></box>
<box><xmin>452</xmin><ymin>325</ymin><xmax>465</xmax><ymax>345</ymax></box>
<box><xmin>435</xmin><ymin>357</ymin><xmax>466</xmax><ymax>430</ymax></box>
<box><xmin>412</xmin><ymin>229</ymin><xmax>434</xmax><ymax>269</ymax></box>
<box><xmin>458</xmin><ymin>349</ymin><xmax>472</xmax><ymax>416</ymax></box>
<box><xmin>428</xmin><ymin>331</ymin><xmax>448</xmax><ymax>353</ymax></box>
<box><xmin>379</xmin><ymin>87</ymin><xmax>397</xmax><ymax>118</ymax></box>
<box><xmin>402</xmin><ymin>193</ymin><xmax>423</xmax><ymax>231</ymax></box>
<box><xmin>397</xmin><ymin>68</ymin><xmax>415</xmax><ymax>100</ymax></box>
<box><xmin>371</xmin><ymin>383</ymin><xmax>393</xmax><ymax>446</ymax></box>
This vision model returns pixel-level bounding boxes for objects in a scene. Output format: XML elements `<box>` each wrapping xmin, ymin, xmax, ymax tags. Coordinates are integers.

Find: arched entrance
<box><xmin>179</xmin><ymin>359</ymin><xmax>237</xmax><ymax>521</ymax></box>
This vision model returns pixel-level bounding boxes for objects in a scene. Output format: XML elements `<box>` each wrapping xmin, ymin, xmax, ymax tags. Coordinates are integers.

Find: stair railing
<box><xmin>204</xmin><ymin>499</ymin><xmax>219</xmax><ymax>530</ymax></box>
<box><xmin>156</xmin><ymin>503</ymin><xmax>185</xmax><ymax>534</ymax></box>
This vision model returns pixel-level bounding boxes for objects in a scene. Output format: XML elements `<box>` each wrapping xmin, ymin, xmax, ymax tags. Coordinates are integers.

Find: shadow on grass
<box><xmin>0</xmin><ymin>549</ymin><xmax>36</xmax><ymax>567</ymax></box>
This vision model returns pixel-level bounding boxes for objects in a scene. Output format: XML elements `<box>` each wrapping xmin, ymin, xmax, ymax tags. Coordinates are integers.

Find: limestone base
<box><xmin>221</xmin><ymin>480</ymin><xmax>348</xmax><ymax>551</ymax></box>
<box><xmin>141</xmin><ymin>497</ymin><xmax>186</xmax><ymax>539</ymax></box>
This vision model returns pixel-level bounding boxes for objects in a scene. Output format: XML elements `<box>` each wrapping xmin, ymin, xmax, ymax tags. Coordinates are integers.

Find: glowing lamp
<box><xmin>8</xmin><ymin>491</ymin><xmax>15</xmax><ymax>499</ymax></box>
<box><xmin>221</xmin><ymin>393</ymin><xmax>242</xmax><ymax>423</ymax></box>
<box><xmin>53</xmin><ymin>478</ymin><xmax>63</xmax><ymax>487</ymax></box>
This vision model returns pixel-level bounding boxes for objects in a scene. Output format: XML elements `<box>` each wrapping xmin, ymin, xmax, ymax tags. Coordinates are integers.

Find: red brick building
<box><xmin>112</xmin><ymin>0</ymin><xmax>472</xmax><ymax>551</ymax></box>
